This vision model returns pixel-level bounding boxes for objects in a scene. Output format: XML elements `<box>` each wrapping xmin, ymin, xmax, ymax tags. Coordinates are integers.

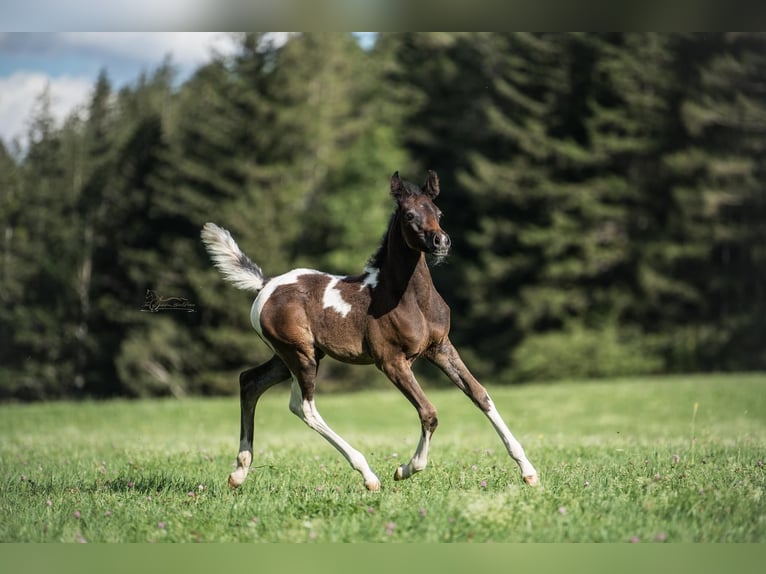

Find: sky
<box><xmin>0</xmin><ymin>32</ymin><xmax>376</xmax><ymax>151</ymax></box>
<box><xmin>0</xmin><ymin>33</ymin><xmax>261</xmax><ymax>150</ymax></box>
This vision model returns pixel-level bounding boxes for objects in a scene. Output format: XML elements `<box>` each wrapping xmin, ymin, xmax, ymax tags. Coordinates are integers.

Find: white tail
<box><xmin>201</xmin><ymin>222</ymin><xmax>267</xmax><ymax>292</ymax></box>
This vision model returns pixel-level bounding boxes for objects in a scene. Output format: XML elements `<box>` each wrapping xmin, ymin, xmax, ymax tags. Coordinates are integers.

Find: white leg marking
<box><xmin>394</xmin><ymin>430</ymin><xmax>431</xmax><ymax>480</ymax></box>
<box><xmin>228</xmin><ymin>449</ymin><xmax>252</xmax><ymax>488</ymax></box>
<box><xmin>485</xmin><ymin>398</ymin><xmax>539</xmax><ymax>484</ymax></box>
<box><xmin>289</xmin><ymin>380</ymin><xmax>380</xmax><ymax>490</ymax></box>
<box><xmin>322</xmin><ymin>276</ymin><xmax>352</xmax><ymax>317</ymax></box>
<box><xmin>288</xmin><ymin>377</ymin><xmax>303</xmax><ymax>416</ymax></box>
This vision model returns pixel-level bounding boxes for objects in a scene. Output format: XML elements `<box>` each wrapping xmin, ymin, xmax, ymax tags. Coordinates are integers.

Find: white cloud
<box><xmin>0</xmin><ymin>71</ymin><xmax>92</xmax><ymax>148</ymax></box>
<box><xmin>57</xmin><ymin>32</ymin><xmax>242</xmax><ymax>67</ymax></box>
<box><xmin>0</xmin><ymin>33</ymin><xmax>250</xmax><ymax>149</ymax></box>
<box><xmin>0</xmin><ymin>33</ymin><xmax>296</xmax><ymax>150</ymax></box>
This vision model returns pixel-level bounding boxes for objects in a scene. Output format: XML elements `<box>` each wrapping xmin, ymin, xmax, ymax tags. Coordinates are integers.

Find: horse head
<box><xmin>390</xmin><ymin>170</ymin><xmax>451</xmax><ymax>260</ymax></box>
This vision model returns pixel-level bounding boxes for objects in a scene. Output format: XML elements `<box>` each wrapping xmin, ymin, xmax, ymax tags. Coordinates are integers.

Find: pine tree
<box><xmin>3</xmin><ymin>86</ymin><xmax>82</xmax><ymax>397</ymax></box>
<box><xmin>658</xmin><ymin>33</ymin><xmax>766</xmax><ymax>370</ymax></box>
<box><xmin>266</xmin><ymin>33</ymin><xmax>408</xmax><ymax>274</ymax></box>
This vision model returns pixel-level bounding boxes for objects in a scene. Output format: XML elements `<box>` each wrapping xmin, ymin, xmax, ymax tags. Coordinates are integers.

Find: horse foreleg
<box><xmin>229</xmin><ymin>355</ymin><xmax>291</xmax><ymax>488</ymax></box>
<box><xmin>425</xmin><ymin>340</ymin><xmax>539</xmax><ymax>486</ymax></box>
<box><xmin>380</xmin><ymin>356</ymin><xmax>439</xmax><ymax>482</ymax></box>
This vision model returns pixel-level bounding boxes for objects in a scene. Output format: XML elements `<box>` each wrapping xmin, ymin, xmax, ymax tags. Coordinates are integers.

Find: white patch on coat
<box><xmin>360</xmin><ymin>265</ymin><xmax>379</xmax><ymax>291</ymax></box>
<box><xmin>323</xmin><ymin>276</ymin><xmax>352</xmax><ymax>317</ymax></box>
<box><xmin>250</xmin><ymin>268</ymin><xmax>319</xmax><ymax>336</ymax></box>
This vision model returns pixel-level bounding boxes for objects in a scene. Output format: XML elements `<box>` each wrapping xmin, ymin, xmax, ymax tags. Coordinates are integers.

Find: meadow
<box><xmin>1</xmin><ymin>374</ymin><xmax>764</xmax><ymax>543</ymax></box>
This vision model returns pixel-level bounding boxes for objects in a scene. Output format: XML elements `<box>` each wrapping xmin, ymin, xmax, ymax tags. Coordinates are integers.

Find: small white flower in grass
<box><xmin>46</xmin><ymin>499</ymin><xmax>52</xmax><ymax>507</ymax></box>
<box><xmin>158</xmin><ymin>522</ymin><xmax>166</xmax><ymax>529</ymax></box>
<box><xmin>73</xmin><ymin>510</ymin><xmax>81</xmax><ymax>519</ymax></box>
<box><xmin>558</xmin><ymin>506</ymin><xmax>567</xmax><ymax>515</ymax></box>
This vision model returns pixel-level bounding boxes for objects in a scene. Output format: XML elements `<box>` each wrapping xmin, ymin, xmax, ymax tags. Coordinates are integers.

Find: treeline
<box><xmin>1</xmin><ymin>33</ymin><xmax>764</xmax><ymax>400</ymax></box>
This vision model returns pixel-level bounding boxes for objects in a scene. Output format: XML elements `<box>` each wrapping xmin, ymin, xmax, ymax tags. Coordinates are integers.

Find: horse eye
<box><xmin>405</xmin><ymin>212</ymin><xmax>416</xmax><ymax>222</ymax></box>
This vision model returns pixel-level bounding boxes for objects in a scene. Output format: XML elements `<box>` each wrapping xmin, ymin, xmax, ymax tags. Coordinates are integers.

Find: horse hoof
<box><xmin>523</xmin><ymin>474</ymin><xmax>540</xmax><ymax>486</ymax></box>
<box><xmin>365</xmin><ymin>479</ymin><xmax>381</xmax><ymax>492</ymax></box>
<box><xmin>228</xmin><ymin>470</ymin><xmax>246</xmax><ymax>489</ymax></box>
<box><xmin>394</xmin><ymin>465</ymin><xmax>409</xmax><ymax>481</ymax></box>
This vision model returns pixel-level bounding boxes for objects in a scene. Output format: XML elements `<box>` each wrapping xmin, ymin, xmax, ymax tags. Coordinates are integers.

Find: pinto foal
<box><xmin>201</xmin><ymin>171</ymin><xmax>538</xmax><ymax>491</ymax></box>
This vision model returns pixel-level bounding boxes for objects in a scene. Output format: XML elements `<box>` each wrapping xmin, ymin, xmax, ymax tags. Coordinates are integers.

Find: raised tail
<box><xmin>201</xmin><ymin>222</ymin><xmax>267</xmax><ymax>292</ymax></box>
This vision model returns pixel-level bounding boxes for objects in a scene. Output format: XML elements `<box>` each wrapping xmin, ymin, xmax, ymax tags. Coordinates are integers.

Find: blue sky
<box><xmin>0</xmin><ymin>33</ymin><xmax>248</xmax><ymax>148</ymax></box>
<box><xmin>0</xmin><ymin>32</ymin><xmax>374</xmax><ymax>147</ymax></box>
<box><xmin>0</xmin><ymin>32</ymin><xmax>375</xmax><ymax>150</ymax></box>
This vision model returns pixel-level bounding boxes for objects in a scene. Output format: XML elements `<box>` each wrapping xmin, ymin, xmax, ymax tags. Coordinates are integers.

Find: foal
<box><xmin>201</xmin><ymin>171</ymin><xmax>539</xmax><ymax>491</ymax></box>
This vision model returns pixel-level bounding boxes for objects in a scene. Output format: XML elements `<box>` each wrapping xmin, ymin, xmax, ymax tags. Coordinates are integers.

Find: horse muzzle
<box><xmin>427</xmin><ymin>230</ymin><xmax>451</xmax><ymax>258</ymax></box>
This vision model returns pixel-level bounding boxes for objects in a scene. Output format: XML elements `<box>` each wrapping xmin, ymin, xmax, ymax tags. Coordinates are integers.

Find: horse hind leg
<box><xmin>228</xmin><ymin>355</ymin><xmax>291</xmax><ymax>488</ymax></box>
<box><xmin>285</xmin><ymin>348</ymin><xmax>382</xmax><ymax>491</ymax></box>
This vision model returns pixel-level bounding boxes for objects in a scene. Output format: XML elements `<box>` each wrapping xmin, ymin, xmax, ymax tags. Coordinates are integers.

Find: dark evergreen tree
<box><xmin>657</xmin><ymin>33</ymin><xmax>766</xmax><ymax>371</ymax></box>
<box><xmin>2</xmin><ymin>33</ymin><xmax>764</xmax><ymax>399</ymax></box>
<box><xmin>1</xmin><ymin>86</ymin><xmax>82</xmax><ymax>397</ymax></box>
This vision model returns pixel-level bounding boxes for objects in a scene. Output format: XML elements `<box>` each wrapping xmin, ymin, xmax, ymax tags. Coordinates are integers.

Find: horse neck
<box><xmin>374</xmin><ymin>214</ymin><xmax>434</xmax><ymax>303</ymax></box>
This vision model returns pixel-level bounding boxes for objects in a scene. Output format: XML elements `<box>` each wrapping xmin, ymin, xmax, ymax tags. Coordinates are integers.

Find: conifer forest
<box><xmin>1</xmin><ymin>33</ymin><xmax>764</xmax><ymax>400</ymax></box>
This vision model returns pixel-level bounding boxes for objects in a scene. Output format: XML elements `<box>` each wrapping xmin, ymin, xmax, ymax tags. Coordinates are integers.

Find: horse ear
<box><xmin>423</xmin><ymin>170</ymin><xmax>440</xmax><ymax>198</ymax></box>
<box><xmin>390</xmin><ymin>171</ymin><xmax>404</xmax><ymax>201</ymax></box>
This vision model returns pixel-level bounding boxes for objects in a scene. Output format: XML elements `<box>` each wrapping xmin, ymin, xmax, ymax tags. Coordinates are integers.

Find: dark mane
<box><xmin>367</xmin><ymin>210</ymin><xmax>397</xmax><ymax>271</ymax></box>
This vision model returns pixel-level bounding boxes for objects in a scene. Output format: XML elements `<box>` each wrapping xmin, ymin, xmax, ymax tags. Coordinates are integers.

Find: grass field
<box><xmin>1</xmin><ymin>374</ymin><xmax>764</xmax><ymax>542</ymax></box>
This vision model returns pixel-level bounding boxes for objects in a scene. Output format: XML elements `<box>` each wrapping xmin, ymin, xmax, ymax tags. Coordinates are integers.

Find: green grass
<box><xmin>1</xmin><ymin>374</ymin><xmax>764</xmax><ymax>542</ymax></box>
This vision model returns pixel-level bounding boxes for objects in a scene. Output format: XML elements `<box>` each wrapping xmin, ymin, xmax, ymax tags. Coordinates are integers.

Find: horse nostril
<box><xmin>432</xmin><ymin>232</ymin><xmax>450</xmax><ymax>251</ymax></box>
